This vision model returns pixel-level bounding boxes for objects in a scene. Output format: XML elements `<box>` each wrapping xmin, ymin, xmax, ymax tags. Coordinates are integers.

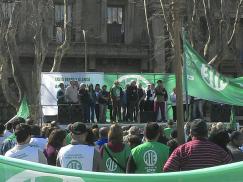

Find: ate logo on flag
<box><xmin>201</xmin><ymin>64</ymin><xmax>228</xmax><ymax>91</ymax></box>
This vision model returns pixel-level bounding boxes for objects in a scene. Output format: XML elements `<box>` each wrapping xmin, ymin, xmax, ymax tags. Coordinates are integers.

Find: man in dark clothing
<box><xmin>99</xmin><ymin>85</ymin><xmax>109</xmax><ymax>123</ymax></box>
<box><xmin>154</xmin><ymin>80</ymin><xmax>168</xmax><ymax>122</ymax></box>
<box><xmin>110</xmin><ymin>81</ymin><xmax>123</xmax><ymax>122</ymax></box>
<box><xmin>126</xmin><ymin>81</ymin><xmax>138</xmax><ymax>122</ymax></box>
<box><xmin>79</xmin><ymin>84</ymin><xmax>91</xmax><ymax>123</ymax></box>
<box><xmin>227</xmin><ymin>131</ymin><xmax>243</xmax><ymax>162</ymax></box>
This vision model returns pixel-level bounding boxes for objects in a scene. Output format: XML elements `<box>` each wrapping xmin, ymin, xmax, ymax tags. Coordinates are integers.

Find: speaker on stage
<box><xmin>210</xmin><ymin>104</ymin><xmax>231</xmax><ymax>123</ymax></box>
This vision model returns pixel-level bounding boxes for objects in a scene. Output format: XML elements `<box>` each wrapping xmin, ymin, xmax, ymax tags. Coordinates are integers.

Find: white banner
<box><xmin>41</xmin><ymin>72</ymin><xmax>104</xmax><ymax>115</ymax></box>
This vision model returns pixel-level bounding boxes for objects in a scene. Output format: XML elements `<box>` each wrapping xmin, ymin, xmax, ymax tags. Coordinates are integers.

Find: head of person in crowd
<box><xmin>167</xmin><ymin>120</ymin><xmax>174</xmax><ymax>128</ymax></box>
<box><xmin>128</xmin><ymin>126</ymin><xmax>140</xmax><ymax>137</ymax></box>
<box><xmin>74</xmin><ymin>80</ymin><xmax>79</xmax><ymax>88</ymax></box>
<box><xmin>92</xmin><ymin>124</ymin><xmax>99</xmax><ymax>130</ymax></box>
<box><xmin>59</xmin><ymin>83</ymin><xmax>65</xmax><ymax>90</ymax></box>
<box><xmin>11</xmin><ymin>118</ymin><xmax>21</xmax><ymax>132</ymax></box>
<box><xmin>151</xmin><ymin>83</ymin><xmax>155</xmax><ymax>90</ymax></box>
<box><xmin>48</xmin><ymin>129</ymin><xmax>67</xmax><ymax>149</ymax></box>
<box><xmin>50</xmin><ymin>121</ymin><xmax>58</xmax><ymax>128</ymax></box>
<box><xmin>70</xmin><ymin>80</ymin><xmax>74</xmax><ymax>87</ymax></box>
<box><xmin>114</xmin><ymin>80</ymin><xmax>120</xmax><ymax>87</ymax></box>
<box><xmin>80</xmin><ymin>83</ymin><xmax>86</xmax><ymax>90</ymax></box>
<box><xmin>95</xmin><ymin>84</ymin><xmax>100</xmax><ymax>91</ymax></box>
<box><xmin>125</xmin><ymin>84</ymin><xmax>130</xmax><ymax>90</ymax></box>
<box><xmin>30</xmin><ymin>125</ymin><xmax>41</xmax><ymax>137</ymax></box>
<box><xmin>171</xmin><ymin>129</ymin><xmax>178</xmax><ymax>139</ymax></box>
<box><xmin>130</xmin><ymin>80</ymin><xmax>136</xmax><ymax>86</ymax></box>
<box><xmin>88</xmin><ymin>84</ymin><xmax>94</xmax><ymax>92</ymax></box>
<box><xmin>108</xmin><ymin>124</ymin><xmax>123</xmax><ymax>144</ymax></box>
<box><xmin>26</xmin><ymin>118</ymin><xmax>34</xmax><ymax>126</ymax></box>
<box><xmin>70</xmin><ymin>122</ymin><xmax>89</xmax><ymax>144</ymax></box>
<box><xmin>17</xmin><ymin>117</ymin><xmax>26</xmax><ymax>124</ymax></box>
<box><xmin>128</xmin><ymin>135</ymin><xmax>142</xmax><ymax>149</ymax></box>
<box><xmin>209</xmin><ymin>130</ymin><xmax>230</xmax><ymax>153</ymax></box>
<box><xmin>99</xmin><ymin>127</ymin><xmax>109</xmax><ymax>140</ymax></box>
<box><xmin>147</xmin><ymin>84</ymin><xmax>151</xmax><ymax>90</ymax></box>
<box><xmin>158</xmin><ymin>125</ymin><xmax>168</xmax><ymax>145</ymax></box>
<box><xmin>0</xmin><ymin>123</ymin><xmax>5</xmax><ymax>136</ymax></box>
<box><xmin>144</xmin><ymin>122</ymin><xmax>160</xmax><ymax>142</ymax></box>
<box><xmin>138</xmin><ymin>83</ymin><xmax>143</xmax><ymax>89</ymax></box>
<box><xmin>102</xmin><ymin>85</ymin><xmax>107</xmax><ymax>91</ymax></box>
<box><xmin>157</xmin><ymin>80</ymin><xmax>164</xmax><ymax>88</ymax></box>
<box><xmin>190</xmin><ymin>119</ymin><xmax>208</xmax><ymax>139</ymax></box>
<box><xmin>14</xmin><ymin>124</ymin><xmax>31</xmax><ymax>144</ymax></box>
<box><xmin>229</xmin><ymin>131</ymin><xmax>243</xmax><ymax>148</ymax></box>
<box><xmin>92</xmin><ymin>128</ymin><xmax>99</xmax><ymax>141</ymax></box>
<box><xmin>85</xmin><ymin>128</ymin><xmax>96</xmax><ymax>146</ymax></box>
<box><xmin>5</xmin><ymin>122</ymin><xmax>13</xmax><ymax>132</ymax></box>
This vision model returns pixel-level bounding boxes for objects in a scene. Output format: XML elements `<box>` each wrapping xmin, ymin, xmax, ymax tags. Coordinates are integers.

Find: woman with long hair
<box><xmin>43</xmin><ymin>129</ymin><xmax>67</xmax><ymax>165</ymax></box>
<box><xmin>100</xmin><ymin>124</ymin><xmax>131</xmax><ymax>173</ymax></box>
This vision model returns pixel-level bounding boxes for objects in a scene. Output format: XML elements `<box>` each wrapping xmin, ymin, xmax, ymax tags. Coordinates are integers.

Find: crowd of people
<box><xmin>1</xmin><ymin>117</ymin><xmax>243</xmax><ymax>173</ymax></box>
<box><xmin>57</xmin><ymin>80</ymin><xmax>169</xmax><ymax>123</ymax></box>
<box><xmin>57</xmin><ymin>79</ymin><xmax>204</xmax><ymax>124</ymax></box>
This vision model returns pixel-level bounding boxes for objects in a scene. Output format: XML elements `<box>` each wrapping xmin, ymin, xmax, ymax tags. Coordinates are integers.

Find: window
<box><xmin>54</xmin><ymin>4</ymin><xmax>72</xmax><ymax>43</ymax></box>
<box><xmin>2</xmin><ymin>0</ymin><xmax>15</xmax><ymax>20</ymax></box>
<box><xmin>107</xmin><ymin>7</ymin><xmax>124</xmax><ymax>43</ymax></box>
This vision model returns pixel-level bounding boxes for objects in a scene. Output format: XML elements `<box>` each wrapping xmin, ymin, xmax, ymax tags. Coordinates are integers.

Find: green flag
<box><xmin>183</xmin><ymin>39</ymin><xmax>243</xmax><ymax>106</ymax></box>
<box><xmin>228</xmin><ymin>106</ymin><xmax>237</xmax><ymax>130</ymax></box>
<box><xmin>1</xmin><ymin>155</ymin><xmax>243</xmax><ymax>182</ymax></box>
<box><xmin>17</xmin><ymin>97</ymin><xmax>30</xmax><ymax>119</ymax></box>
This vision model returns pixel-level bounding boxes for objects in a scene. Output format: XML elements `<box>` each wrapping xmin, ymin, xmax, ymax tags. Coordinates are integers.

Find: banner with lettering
<box><xmin>41</xmin><ymin>72</ymin><xmax>104</xmax><ymax>115</ymax></box>
<box><xmin>1</xmin><ymin>156</ymin><xmax>243</xmax><ymax>182</ymax></box>
<box><xmin>184</xmin><ymin>39</ymin><xmax>243</xmax><ymax>106</ymax></box>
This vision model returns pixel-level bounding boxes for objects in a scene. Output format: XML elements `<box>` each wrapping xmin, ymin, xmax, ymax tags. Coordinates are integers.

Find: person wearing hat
<box><xmin>57</xmin><ymin>122</ymin><xmax>102</xmax><ymax>171</ymax></box>
<box><xmin>163</xmin><ymin>119</ymin><xmax>232</xmax><ymax>172</ymax></box>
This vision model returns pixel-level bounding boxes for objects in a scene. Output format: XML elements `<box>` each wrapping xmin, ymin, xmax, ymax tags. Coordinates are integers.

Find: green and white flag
<box><xmin>17</xmin><ymin>97</ymin><xmax>30</xmax><ymax>120</ymax></box>
<box><xmin>1</xmin><ymin>155</ymin><xmax>243</xmax><ymax>182</ymax></box>
<box><xmin>183</xmin><ymin>39</ymin><xmax>243</xmax><ymax>106</ymax></box>
<box><xmin>228</xmin><ymin>106</ymin><xmax>237</xmax><ymax>130</ymax></box>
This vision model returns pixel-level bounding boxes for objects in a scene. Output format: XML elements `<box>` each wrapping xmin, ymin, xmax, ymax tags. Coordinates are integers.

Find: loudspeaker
<box><xmin>210</xmin><ymin>104</ymin><xmax>231</xmax><ymax>123</ymax></box>
<box><xmin>140</xmin><ymin>111</ymin><xmax>156</xmax><ymax>123</ymax></box>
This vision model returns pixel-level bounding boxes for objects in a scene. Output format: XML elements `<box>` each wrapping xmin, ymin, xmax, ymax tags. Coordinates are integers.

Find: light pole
<box><xmin>172</xmin><ymin>0</ymin><xmax>185</xmax><ymax>144</ymax></box>
<box><xmin>82</xmin><ymin>30</ymin><xmax>88</xmax><ymax>72</ymax></box>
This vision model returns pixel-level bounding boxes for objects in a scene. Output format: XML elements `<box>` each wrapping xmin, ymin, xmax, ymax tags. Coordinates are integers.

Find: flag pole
<box><xmin>172</xmin><ymin>0</ymin><xmax>185</xmax><ymax>144</ymax></box>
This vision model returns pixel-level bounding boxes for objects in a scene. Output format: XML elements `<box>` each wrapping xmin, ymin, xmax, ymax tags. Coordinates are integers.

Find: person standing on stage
<box><xmin>137</xmin><ymin>83</ymin><xmax>146</xmax><ymax>113</ymax></box>
<box><xmin>110</xmin><ymin>81</ymin><xmax>123</xmax><ymax>122</ymax></box>
<box><xmin>79</xmin><ymin>83</ymin><xmax>91</xmax><ymax>123</ymax></box>
<box><xmin>126</xmin><ymin>80</ymin><xmax>138</xmax><ymax>122</ymax></box>
<box><xmin>98</xmin><ymin>85</ymin><xmax>109</xmax><ymax>123</ymax></box>
<box><xmin>65</xmin><ymin>81</ymin><xmax>79</xmax><ymax>104</ymax></box>
<box><xmin>146</xmin><ymin>84</ymin><xmax>155</xmax><ymax>111</ymax></box>
<box><xmin>154</xmin><ymin>80</ymin><xmax>168</xmax><ymax>122</ymax></box>
<box><xmin>94</xmin><ymin>84</ymin><xmax>101</xmax><ymax>122</ymax></box>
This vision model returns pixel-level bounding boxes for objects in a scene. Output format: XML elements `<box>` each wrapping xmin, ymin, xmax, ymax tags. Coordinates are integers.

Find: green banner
<box><xmin>1</xmin><ymin>156</ymin><xmax>243</xmax><ymax>182</ymax></box>
<box><xmin>184</xmin><ymin>39</ymin><xmax>243</xmax><ymax>106</ymax></box>
<box><xmin>104</xmin><ymin>73</ymin><xmax>176</xmax><ymax>119</ymax></box>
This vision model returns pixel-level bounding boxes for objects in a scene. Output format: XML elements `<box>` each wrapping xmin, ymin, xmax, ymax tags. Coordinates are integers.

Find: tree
<box><xmin>0</xmin><ymin>0</ymin><xmax>70</xmax><ymax>122</ymax></box>
<box><xmin>145</xmin><ymin>0</ymin><xmax>243</xmax><ymax>74</ymax></box>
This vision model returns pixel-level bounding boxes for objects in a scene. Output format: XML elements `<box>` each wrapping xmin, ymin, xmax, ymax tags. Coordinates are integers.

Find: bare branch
<box><xmin>228</xmin><ymin>0</ymin><xmax>243</xmax><ymax>45</ymax></box>
<box><xmin>5</xmin><ymin>1</ymin><xmax>27</xmax><ymax>103</ymax></box>
<box><xmin>51</xmin><ymin>0</ymin><xmax>71</xmax><ymax>72</ymax></box>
